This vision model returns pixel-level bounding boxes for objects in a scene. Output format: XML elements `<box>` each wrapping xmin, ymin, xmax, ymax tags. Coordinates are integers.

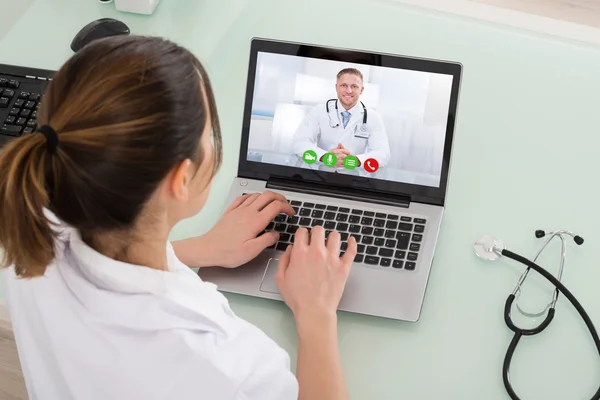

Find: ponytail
<box><xmin>0</xmin><ymin>134</ymin><xmax>56</xmax><ymax>278</ymax></box>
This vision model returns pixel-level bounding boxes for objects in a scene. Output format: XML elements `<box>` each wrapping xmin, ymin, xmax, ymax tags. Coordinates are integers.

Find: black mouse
<box><xmin>70</xmin><ymin>18</ymin><xmax>130</xmax><ymax>52</ymax></box>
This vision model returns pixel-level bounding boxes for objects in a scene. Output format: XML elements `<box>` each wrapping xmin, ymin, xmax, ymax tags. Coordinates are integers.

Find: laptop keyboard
<box><xmin>255</xmin><ymin>196</ymin><xmax>426</xmax><ymax>271</ymax></box>
<box><xmin>0</xmin><ymin>77</ymin><xmax>42</xmax><ymax>137</ymax></box>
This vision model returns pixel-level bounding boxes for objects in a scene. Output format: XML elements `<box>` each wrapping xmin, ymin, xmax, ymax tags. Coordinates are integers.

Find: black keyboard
<box><xmin>0</xmin><ymin>64</ymin><xmax>55</xmax><ymax>147</ymax></box>
<box><xmin>250</xmin><ymin>195</ymin><xmax>427</xmax><ymax>271</ymax></box>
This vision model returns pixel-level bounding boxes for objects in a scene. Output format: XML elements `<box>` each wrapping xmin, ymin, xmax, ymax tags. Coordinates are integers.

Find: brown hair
<box><xmin>0</xmin><ymin>35</ymin><xmax>222</xmax><ymax>278</ymax></box>
<box><xmin>336</xmin><ymin>68</ymin><xmax>363</xmax><ymax>82</ymax></box>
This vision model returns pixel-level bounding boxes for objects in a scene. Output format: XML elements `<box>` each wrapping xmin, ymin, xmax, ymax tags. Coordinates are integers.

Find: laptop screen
<box><xmin>238</xmin><ymin>39</ymin><xmax>462</xmax><ymax>204</ymax></box>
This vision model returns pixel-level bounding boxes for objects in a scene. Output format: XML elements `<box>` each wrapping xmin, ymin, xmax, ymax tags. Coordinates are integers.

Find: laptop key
<box><xmin>303</xmin><ymin>202</ymin><xmax>315</xmax><ymax>208</ymax></box>
<box><xmin>292</xmin><ymin>206</ymin><xmax>299</xmax><ymax>213</ymax></box>
<box><xmin>393</xmin><ymin>260</ymin><xmax>404</xmax><ymax>269</ymax></box>
<box><xmin>374</xmin><ymin>219</ymin><xmax>385</xmax><ymax>227</ymax></box>
<box><xmin>349</xmin><ymin>215</ymin><xmax>360</xmax><ymax>223</ymax></box>
<box><xmin>357</xmin><ymin>244</ymin><xmax>365</xmax><ymax>253</ymax></box>
<box><xmin>396</xmin><ymin>232</ymin><xmax>410</xmax><ymax>249</ymax></box>
<box><xmin>351</xmin><ymin>209</ymin><xmax>363</xmax><ymax>215</ymax></box>
<box><xmin>274</xmin><ymin>223</ymin><xmax>287</xmax><ymax>232</ymax></box>
<box><xmin>311</xmin><ymin>219</ymin><xmax>324</xmax><ymax>227</ymax></box>
<box><xmin>363</xmin><ymin>211</ymin><xmax>375</xmax><ymax>217</ymax></box>
<box><xmin>395</xmin><ymin>250</ymin><xmax>406</xmax><ymax>259</ymax></box>
<box><xmin>378</xmin><ymin>248</ymin><xmax>393</xmax><ymax>257</ymax></box>
<box><xmin>415</xmin><ymin>225</ymin><xmax>425</xmax><ymax>233</ymax></box>
<box><xmin>299</xmin><ymin>208</ymin><xmax>311</xmax><ymax>216</ymax></box>
<box><xmin>405</xmin><ymin>262</ymin><xmax>416</xmax><ymax>270</ymax></box>
<box><xmin>374</xmin><ymin>228</ymin><xmax>385</xmax><ymax>237</ymax></box>
<box><xmin>287</xmin><ymin>225</ymin><xmax>299</xmax><ymax>233</ymax></box>
<box><xmin>336</xmin><ymin>223</ymin><xmax>348</xmax><ymax>231</ymax></box>
<box><xmin>336</xmin><ymin>214</ymin><xmax>348</xmax><ymax>222</ymax></box>
<box><xmin>408</xmin><ymin>252</ymin><xmax>418</xmax><ymax>261</ymax></box>
<box><xmin>386</xmin><ymin>221</ymin><xmax>398</xmax><ymax>230</ymax></box>
<box><xmin>414</xmin><ymin>218</ymin><xmax>427</xmax><ymax>224</ymax></box>
<box><xmin>399</xmin><ymin>223</ymin><xmax>413</xmax><ymax>231</ymax></box>
<box><xmin>276</xmin><ymin>243</ymin><xmax>287</xmax><ymax>251</ymax></box>
<box><xmin>355</xmin><ymin>254</ymin><xmax>364</xmax><ymax>263</ymax></box>
<box><xmin>300</xmin><ymin>217</ymin><xmax>311</xmax><ymax>226</ymax></box>
<box><xmin>375</xmin><ymin>212</ymin><xmax>386</xmax><ymax>218</ymax></box>
<box><xmin>385</xmin><ymin>239</ymin><xmax>397</xmax><ymax>248</ymax></box>
<box><xmin>279</xmin><ymin>233</ymin><xmax>290</xmax><ymax>242</ymax></box>
<box><xmin>324</xmin><ymin>212</ymin><xmax>336</xmax><ymax>220</ymax></box>
<box><xmin>385</xmin><ymin>230</ymin><xmax>395</xmax><ymax>238</ymax></box>
<box><xmin>291</xmin><ymin>200</ymin><xmax>302</xmax><ymax>206</ymax></box>
<box><xmin>380</xmin><ymin>258</ymin><xmax>391</xmax><ymax>267</ymax></box>
<box><xmin>339</xmin><ymin>207</ymin><xmax>350</xmax><ymax>213</ymax></box>
<box><xmin>361</xmin><ymin>226</ymin><xmax>373</xmax><ymax>235</ymax></box>
<box><xmin>410</xmin><ymin>243</ymin><xmax>421</xmax><ymax>251</ymax></box>
<box><xmin>365</xmin><ymin>256</ymin><xmax>379</xmax><ymax>265</ymax></box>
<box><xmin>324</xmin><ymin>221</ymin><xmax>336</xmax><ymax>229</ymax></box>
<box><xmin>315</xmin><ymin>204</ymin><xmax>326</xmax><ymax>209</ymax></box>
<box><xmin>275</xmin><ymin>214</ymin><xmax>287</xmax><ymax>222</ymax></box>
<box><xmin>326</xmin><ymin>205</ymin><xmax>338</xmax><ymax>211</ymax></box>
<box><xmin>366</xmin><ymin>246</ymin><xmax>378</xmax><ymax>255</ymax></box>
<box><xmin>362</xmin><ymin>236</ymin><xmax>374</xmax><ymax>245</ymax></box>
<box><xmin>1</xmin><ymin>124</ymin><xmax>21</xmax><ymax>136</ymax></box>
<box><xmin>361</xmin><ymin>217</ymin><xmax>373</xmax><ymax>225</ymax></box>
<box><xmin>288</xmin><ymin>216</ymin><xmax>299</xmax><ymax>225</ymax></box>
<box><xmin>387</xmin><ymin>215</ymin><xmax>399</xmax><ymax>220</ymax></box>
<box><xmin>349</xmin><ymin>224</ymin><xmax>360</xmax><ymax>233</ymax></box>
<box><xmin>350</xmin><ymin>234</ymin><xmax>361</xmax><ymax>242</ymax></box>
<box><xmin>311</xmin><ymin>210</ymin><xmax>324</xmax><ymax>218</ymax></box>
<box><xmin>412</xmin><ymin>234</ymin><xmax>423</xmax><ymax>242</ymax></box>
<box><xmin>401</xmin><ymin>216</ymin><xmax>412</xmax><ymax>222</ymax></box>
<box><xmin>267</xmin><ymin>222</ymin><xmax>274</xmax><ymax>230</ymax></box>
<box><xmin>374</xmin><ymin>238</ymin><xmax>385</xmax><ymax>247</ymax></box>
<box><xmin>340</xmin><ymin>232</ymin><xmax>349</xmax><ymax>241</ymax></box>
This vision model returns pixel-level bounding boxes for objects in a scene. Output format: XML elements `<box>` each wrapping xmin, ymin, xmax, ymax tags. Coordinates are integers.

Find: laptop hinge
<box><xmin>266</xmin><ymin>177</ymin><xmax>410</xmax><ymax>208</ymax></box>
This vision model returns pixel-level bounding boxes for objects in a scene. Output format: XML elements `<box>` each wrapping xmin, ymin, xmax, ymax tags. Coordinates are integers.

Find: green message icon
<box><xmin>344</xmin><ymin>155</ymin><xmax>359</xmax><ymax>170</ymax></box>
<box><xmin>322</xmin><ymin>152</ymin><xmax>338</xmax><ymax>167</ymax></box>
<box><xmin>302</xmin><ymin>150</ymin><xmax>317</xmax><ymax>164</ymax></box>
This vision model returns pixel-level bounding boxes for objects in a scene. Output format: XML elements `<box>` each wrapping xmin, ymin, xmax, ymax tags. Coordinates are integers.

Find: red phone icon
<box><xmin>364</xmin><ymin>158</ymin><xmax>379</xmax><ymax>173</ymax></box>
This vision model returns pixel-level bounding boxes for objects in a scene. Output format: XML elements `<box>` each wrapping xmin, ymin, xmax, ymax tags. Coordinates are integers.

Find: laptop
<box><xmin>200</xmin><ymin>38</ymin><xmax>462</xmax><ymax>322</ymax></box>
<box><xmin>0</xmin><ymin>63</ymin><xmax>54</xmax><ymax>147</ymax></box>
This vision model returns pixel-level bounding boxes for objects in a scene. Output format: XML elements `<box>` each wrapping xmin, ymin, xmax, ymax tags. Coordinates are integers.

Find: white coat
<box><xmin>3</xmin><ymin>212</ymin><xmax>299</xmax><ymax>400</ymax></box>
<box><xmin>292</xmin><ymin>100</ymin><xmax>391</xmax><ymax>169</ymax></box>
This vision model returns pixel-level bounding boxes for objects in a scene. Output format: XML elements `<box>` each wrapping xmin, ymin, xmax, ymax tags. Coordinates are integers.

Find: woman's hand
<box><xmin>172</xmin><ymin>191</ymin><xmax>295</xmax><ymax>268</ymax></box>
<box><xmin>275</xmin><ymin>226</ymin><xmax>357</xmax><ymax>323</ymax></box>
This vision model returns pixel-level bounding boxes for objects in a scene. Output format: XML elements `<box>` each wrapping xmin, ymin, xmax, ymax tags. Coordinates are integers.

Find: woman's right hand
<box><xmin>275</xmin><ymin>226</ymin><xmax>357</xmax><ymax>323</ymax></box>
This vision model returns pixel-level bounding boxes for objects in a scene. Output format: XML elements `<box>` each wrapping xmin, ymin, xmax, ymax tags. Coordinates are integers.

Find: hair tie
<box><xmin>36</xmin><ymin>125</ymin><xmax>59</xmax><ymax>154</ymax></box>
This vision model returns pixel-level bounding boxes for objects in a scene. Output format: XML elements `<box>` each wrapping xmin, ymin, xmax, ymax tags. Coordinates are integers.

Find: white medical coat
<box><xmin>3</xmin><ymin>212</ymin><xmax>298</xmax><ymax>400</ymax></box>
<box><xmin>292</xmin><ymin>100</ymin><xmax>391</xmax><ymax>168</ymax></box>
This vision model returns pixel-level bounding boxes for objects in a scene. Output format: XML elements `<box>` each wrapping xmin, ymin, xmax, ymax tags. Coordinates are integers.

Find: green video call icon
<box><xmin>344</xmin><ymin>155</ymin><xmax>358</xmax><ymax>170</ymax></box>
<box><xmin>322</xmin><ymin>152</ymin><xmax>338</xmax><ymax>167</ymax></box>
<box><xmin>302</xmin><ymin>150</ymin><xmax>317</xmax><ymax>164</ymax></box>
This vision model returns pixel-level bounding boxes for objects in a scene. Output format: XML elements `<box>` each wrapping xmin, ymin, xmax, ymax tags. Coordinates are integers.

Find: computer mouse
<box><xmin>70</xmin><ymin>18</ymin><xmax>130</xmax><ymax>52</ymax></box>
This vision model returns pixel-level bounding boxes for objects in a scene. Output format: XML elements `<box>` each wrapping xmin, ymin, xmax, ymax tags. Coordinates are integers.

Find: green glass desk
<box><xmin>2</xmin><ymin>0</ymin><xmax>600</xmax><ymax>398</ymax></box>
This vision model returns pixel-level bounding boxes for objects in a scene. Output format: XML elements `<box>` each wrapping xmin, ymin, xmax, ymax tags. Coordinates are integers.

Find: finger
<box><xmin>326</xmin><ymin>231</ymin><xmax>341</xmax><ymax>255</ymax></box>
<box><xmin>276</xmin><ymin>245</ymin><xmax>292</xmax><ymax>282</ymax></box>
<box><xmin>337</xmin><ymin>143</ymin><xmax>344</xmax><ymax>149</ymax></box>
<box><xmin>225</xmin><ymin>193</ymin><xmax>253</xmax><ymax>212</ymax></box>
<box><xmin>239</xmin><ymin>193</ymin><xmax>261</xmax><ymax>208</ymax></box>
<box><xmin>294</xmin><ymin>227</ymin><xmax>309</xmax><ymax>247</ymax></box>
<box><xmin>247</xmin><ymin>231</ymin><xmax>280</xmax><ymax>255</ymax></box>
<box><xmin>259</xmin><ymin>200</ymin><xmax>296</xmax><ymax>225</ymax></box>
<box><xmin>341</xmin><ymin>236</ymin><xmax>358</xmax><ymax>266</ymax></box>
<box><xmin>250</xmin><ymin>191</ymin><xmax>288</xmax><ymax>211</ymax></box>
<box><xmin>310</xmin><ymin>225</ymin><xmax>326</xmax><ymax>248</ymax></box>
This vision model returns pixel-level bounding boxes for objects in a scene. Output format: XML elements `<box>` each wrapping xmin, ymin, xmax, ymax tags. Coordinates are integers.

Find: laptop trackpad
<box><xmin>259</xmin><ymin>257</ymin><xmax>281</xmax><ymax>294</ymax></box>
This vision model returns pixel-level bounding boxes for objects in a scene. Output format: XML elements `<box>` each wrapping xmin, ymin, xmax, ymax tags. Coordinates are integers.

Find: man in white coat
<box><xmin>292</xmin><ymin>68</ymin><xmax>390</xmax><ymax>170</ymax></box>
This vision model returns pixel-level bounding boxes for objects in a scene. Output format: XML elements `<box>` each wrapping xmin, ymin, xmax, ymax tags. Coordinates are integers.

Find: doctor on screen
<box><xmin>292</xmin><ymin>68</ymin><xmax>391</xmax><ymax>170</ymax></box>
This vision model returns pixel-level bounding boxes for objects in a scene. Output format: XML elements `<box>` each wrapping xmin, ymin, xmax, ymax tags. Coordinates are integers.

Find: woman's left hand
<box><xmin>172</xmin><ymin>191</ymin><xmax>295</xmax><ymax>268</ymax></box>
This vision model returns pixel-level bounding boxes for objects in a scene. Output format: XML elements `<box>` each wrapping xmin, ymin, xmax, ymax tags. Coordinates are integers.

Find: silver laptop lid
<box><xmin>237</xmin><ymin>38</ymin><xmax>462</xmax><ymax>207</ymax></box>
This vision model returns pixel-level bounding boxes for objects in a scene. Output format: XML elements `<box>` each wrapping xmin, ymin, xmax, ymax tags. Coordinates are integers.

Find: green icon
<box><xmin>344</xmin><ymin>155</ymin><xmax>359</xmax><ymax>170</ymax></box>
<box><xmin>322</xmin><ymin>152</ymin><xmax>338</xmax><ymax>167</ymax></box>
<box><xmin>302</xmin><ymin>150</ymin><xmax>317</xmax><ymax>164</ymax></box>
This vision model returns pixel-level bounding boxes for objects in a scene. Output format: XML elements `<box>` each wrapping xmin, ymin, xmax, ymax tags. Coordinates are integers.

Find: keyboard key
<box><xmin>415</xmin><ymin>225</ymin><xmax>425</xmax><ymax>233</ymax></box>
<box><xmin>9</xmin><ymin>107</ymin><xmax>19</xmax><ymax>115</ymax></box>
<box><xmin>23</xmin><ymin>127</ymin><xmax>33</xmax><ymax>134</ymax></box>
<box><xmin>414</xmin><ymin>218</ymin><xmax>427</xmax><ymax>224</ymax></box>
<box><xmin>311</xmin><ymin>219</ymin><xmax>324</xmax><ymax>227</ymax></box>
<box><xmin>324</xmin><ymin>212</ymin><xmax>336</xmax><ymax>220</ymax></box>
<box><xmin>362</xmin><ymin>236</ymin><xmax>373</xmax><ymax>245</ymax></box>
<box><xmin>5</xmin><ymin>116</ymin><xmax>15</xmax><ymax>124</ymax></box>
<box><xmin>355</xmin><ymin>254</ymin><xmax>364</xmax><ymax>263</ymax></box>
<box><xmin>315</xmin><ymin>204</ymin><xmax>326</xmax><ymax>209</ymax></box>
<box><xmin>385</xmin><ymin>230</ymin><xmax>395</xmax><ymax>238</ymax></box>
<box><xmin>374</xmin><ymin>238</ymin><xmax>385</xmax><ymax>247</ymax></box>
<box><xmin>311</xmin><ymin>210</ymin><xmax>324</xmax><ymax>218</ymax></box>
<box><xmin>412</xmin><ymin>234</ymin><xmax>423</xmax><ymax>242</ymax></box>
<box><xmin>348</xmin><ymin>215</ymin><xmax>360</xmax><ymax>223</ymax></box>
<box><xmin>364</xmin><ymin>211</ymin><xmax>375</xmax><ymax>217</ymax></box>
<box><xmin>299</xmin><ymin>208</ymin><xmax>311</xmax><ymax>216</ymax></box>
<box><xmin>374</xmin><ymin>228</ymin><xmax>385</xmax><ymax>237</ymax></box>
<box><xmin>0</xmin><ymin>97</ymin><xmax>9</xmax><ymax>108</ymax></box>
<box><xmin>361</xmin><ymin>226</ymin><xmax>373</xmax><ymax>235</ymax></box>
<box><xmin>405</xmin><ymin>262</ymin><xmax>416</xmax><ymax>270</ymax></box>
<box><xmin>350</xmin><ymin>234</ymin><xmax>361</xmax><ymax>242</ymax></box>
<box><xmin>2</xmin><ymin>89</ymin><xmax>14</xmax><ymax>98</ymax></box>
<box><xmin>375</xmin><ymin>212</ymin><xmax>386</xmax><ymax>218</ymax></box>
<box><xmin>387</xmin><ymin>215</ymin><xmax>399</xmax><ymax>220</ymax></box>
<box><xmin>24</xmin><ymin>101</ymin><xmax>35</xmax><ymax>109</ymax></box>
<box><xmin>287</xmin><ymin>225</ymin><xmax>299</xmax><ymax>233</ymax></box>
<box><xmin>275</xmin><ymin>214</ymin><xmax>287</xmax><ymax>222</ymax></box>
<box><xmin>20</xmin><ymin>109</ymin><xmax>31</xmax><ymax>118</ymax></box>
<box><xmin>326</xmin><ymin>205</ymin><xmax>338</xmax><ymax>211</ymax></box>
<box><xmin>386</xmin><ymin>221</ymin><xmax>398</xmax><ymax>230</ymax></box>
<box><xmin>378</xmin><ymin>248</ymin><xmax>393</xmax><ymax>257</ymax></box>
<box><xmin>396</xmin><ymin>232</ymin><xmax>410</xmax><ymax>249</ymax></box>
<box><xmin>0</xmin><ymin>78</ymin><xmax>7</xmax><ymax>87</ymax></box>
<box><xmin>357</xmin><ymin>244</ymin><xmax>365</xmax><ymax>253</ymax></box>
<box><xmin>361</xmin><ymin>217</ymin><xmax>373</xmax><ymax>225</ymax></box>
<box><xmin>0</xmin><ymin>124</ymin><xmax>21</xmax><ymax>136</ymax></box>
<box><xmin>340</xmin><ymin>232</ymin><xmax>349</xmax><ymax>241</ymax></box>
<box><xmin>18</xmin><ymin>91</ymin><xmax>29</xmax><ymax>98</ymax></box>
<box><xmin>349</xmin><ymin>224</ymin><xmax>360</xmax><ymax>233</ymax></box>
<box><xmin>374</xmin><ymin>219</ymin><xmax>385</xmax><ymax>227</ymax></box>
<box><xmin>395</xmin><ymin>250</ymin><xmax>406</xmax><ymax>259</ymax></box>
<box><xmin>380</xmin><ymin>258</ymin><xmax>391</xmax><ymax>267</ymax></box>
<box><xmin>274</xmin><ymin>223</ymin><xmax>287</xmax><ymax>232</ymax></box>
<box><xmin>292</xmin><ymin>206</ymin><xmax>299</xmax><ymax>213</ymax></box>
<box><xmin>401</xmin><ymin>216</ymin><xmax>412</xmax><ymax>222</ymax></box>
<box><xmin>339</xmin><ymin>207</ymin><xmax>350</xmax><ymax>213</ymax></box>
<box><xmin>336</xmin><ymin>222</ymin><xmax>348</xmax><ymax>231</ymax></box>
<box><xmin>7</xmin><ymin>79</ymin><xmax>19</xmax><ymax>88</ymax></box>
<box><xmin>279</xmin><ymin>233</ymin><xmax>290</xmax><ymax>242</ymax></box>
<box><xmin>399</xmin><ymin>223</ymin><xmax>413</xmax><ymax>231</ymax></box>
<box><xmin>26</xmin><ymin>119</ymin><xmax>36</xmax><ymax>128</ymax></box>
<box><xmin>29</xmin><ymin>93</ymin><xmax>40</xmax><ymax>101</ymax></box>
<box><xmin>385</xmin><ymin>239</ymin><xmax>396</xmax><ymax>248</ymax></box>
<box><xmin>365</xmin><ymin>256</ymin><xmax>379</xmax><ymax>265</ymax></box>
<box><xmin>267</xmin><ymin>222</ymin><xmax>274</xmax><ymax>230</ymax></box>
<box><xmin>351</xmin><ymin>209</ymin><xmax>363</xmax><ymax>215</ymax></box>
<box><xmin>300</xmin><ymin>217</ymin><xmax>311</xmax><ymax>226</ymax></box>
<box><xmin>324</xmin><ymin>221</ymin><xmax>336</xmax><ymax>229</ymax></box>
<box><xmin>366</xmin><ymin>246</ymin><xmax>378</xmax><ymax>255</ymax></box>
<box><xmin>336</xmin><ymin>214</ymin><xmax>348</xmax><ymax>222</ymax></box>
<box><xmin>15</xmin><ymin>117</ymin><xmax>26</xmax><ymax>126</ymax></box>
<box><xmin>408</xmin><ymin>252</ymin><xmax>418</xmax><ymax>261</ymax></box>
<box><xmin>291</xmin><ymin>200</ymin><xmax>302</xmax><ymax>206</ymax></box>
<box><xmin>393</xmin><ymin>260</ymin><xmax>404</xmax><ymax>269</ymax></box>
<box><xmin>410</xmin><ymin>243</ymin><xmax>420</xmax><ymax>251</ymax></box>
<box><xmin>303</xmin><ymin>202</ymin><xmax>314</xmax><ymax>208</ymax></box>
<box><xmin>286</xmin><ymin>216</ymin><xmax>299</xmax><ymax>225</ymax></box>
<box><xmin>276</xmin><ymin>243</ymin><xmax>288</xmax><ymax>251</ymax></box>
<box><xmin>341</xmin><ymin>242</ymin><xmax>348</xmax><ymax>251</ymax></box>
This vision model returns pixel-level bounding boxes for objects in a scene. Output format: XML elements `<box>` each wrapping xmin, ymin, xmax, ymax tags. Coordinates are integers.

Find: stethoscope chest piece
<box><xmin>474</xmin><ymin>235</ymin><xmax>504</xmax><ymax>261</ymax></box>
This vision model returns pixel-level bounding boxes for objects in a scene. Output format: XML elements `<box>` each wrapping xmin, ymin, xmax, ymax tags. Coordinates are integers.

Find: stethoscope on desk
<box><xmin>325</xmin><ymin>99</ymin><xmax>370</xmax><ymax>137</ymax></box>
<box><xmin>474</xmin><ymin>230</ymin><xmax>600</xmax><ymax>400</ymax></box>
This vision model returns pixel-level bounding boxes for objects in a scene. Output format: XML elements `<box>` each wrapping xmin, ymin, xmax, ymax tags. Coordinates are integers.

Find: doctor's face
<box><xmin>336</xmin><ymin>73</ymin><xmax>364</xmax><ymax>110</ymax></box>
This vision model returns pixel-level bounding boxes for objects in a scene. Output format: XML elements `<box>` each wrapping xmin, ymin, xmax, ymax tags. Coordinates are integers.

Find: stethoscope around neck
<box><xmin>325</xmin><ymin>98</ymin><xmax>368</xmax><ymax>129</ymax></box>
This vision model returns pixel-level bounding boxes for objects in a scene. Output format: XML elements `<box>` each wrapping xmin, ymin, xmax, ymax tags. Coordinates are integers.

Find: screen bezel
<box><xmin>236</xmin><ymin>38</ymin><xmax>462</xmax><ymax>206</ymax></box>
